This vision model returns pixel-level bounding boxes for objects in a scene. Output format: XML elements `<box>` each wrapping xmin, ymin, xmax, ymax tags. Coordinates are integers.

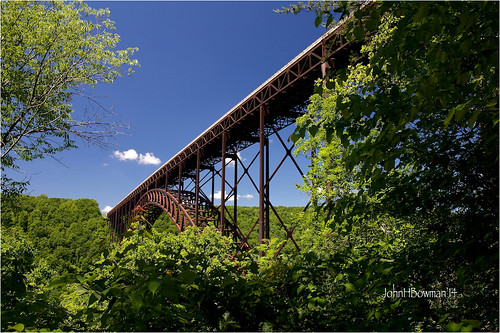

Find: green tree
<box><xmin>1</xmin><ymin>194</ymin><xmax>109</xmax><ymax>276</ymax></box>
<box><xmin>286</xmin><ymin>1</ymin><xmax>498</xmax><ymax>330</ymax></box>
<box><xmin>1</xmin><ymin>1</ymin><xmax>139</xmax><ymax>193</ymax></box>
<box><xmin>61</xmin><ymin>223</ymin><xmax>265</xmax><ymax>331</ymax></box>
<box><xmin>1</xmin><ymin>227</ymin><xmax>70</xmax><ymax>332</ymax></box>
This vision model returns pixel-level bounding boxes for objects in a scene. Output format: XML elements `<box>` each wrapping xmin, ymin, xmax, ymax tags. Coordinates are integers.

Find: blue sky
<box><xmin>12</xmin><ymin>1</ymin><xmax>328</xmax><ymax>213</ymax></box>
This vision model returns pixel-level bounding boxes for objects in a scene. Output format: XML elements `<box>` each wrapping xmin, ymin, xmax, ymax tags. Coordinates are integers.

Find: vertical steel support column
<box><xmin>165</xmin><ymin>172</ymin><xmax>169</xmax><ymax>191</ymax></box>
<box><xmin>259</xmin><ymin>104</ymin><xmax>265</xmax><ymax>253</ymax></box>
<box><xmin>220</xmin><ymin>131</ymin><xmax>226</xmax><ymax>236</ymax></box>
<box><xmin>119</xmin><ymin>205</ymin><xmax>123</xmax><ymax>235</ymax></box>
<box><xmin>233</xmin><ymin>153</ymin><xmax>238</xmax><ymax>241</ymax></box>
<box><xmin>113</xmin><ymin>213</ymin><xmax>117</xmax><ymax>241</ymax></box>
<box><xmin>211</xmin><ymin>167</ymin><xmax>215</xmax><ymax>207</ymax></box>
<box><xmin>178</xmin><ymin>164</ymin><xmax>183</xmax><ymax>230</ymax></box>
<box><xmin>265</xmin><ymin>138</ymin><xmax>270</xmax><ymax>239</ymax></box>
<box><xmin>195</xmin><ymin>150</ymin><xmax>200</xmax><ymax>226</ymax></box>
<box><xmin>178</xmin><ymin>165</ymin><xmax>182</xmax><ymax>199</ymax></box>
<box><xmin>126</xmin><ymin>200</ymin><xmax>130</xmax><ymax>230</ymax></box>
<box><xmin>131</xmin><ymin>195</ymin><xmax>135</xmax><ymax>216</ymax></box>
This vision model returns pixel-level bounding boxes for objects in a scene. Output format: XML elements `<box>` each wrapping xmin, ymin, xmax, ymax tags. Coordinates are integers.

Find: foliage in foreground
<box><xmin>289</xmin><ymin>0</ymin><xmax>499</xmax><ymax>331</ymax></box>
<box><xmin>2</xmin><ymin>197</ymin><xmax>498</xmax><ymax>332</ymax></box>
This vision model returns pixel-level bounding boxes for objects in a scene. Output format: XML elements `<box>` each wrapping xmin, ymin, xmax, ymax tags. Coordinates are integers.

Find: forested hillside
<box><xmin>0</xmin><ymin>195</ymin><xmax>316</xmax><ymax>331</ymax></box>
<box><xmin>2</xmin><ymin>195</ymin><xmax>109</xmax><ymax>276</ymax></box>
<box><xmin>1</xmin><ymin>194</ymin><xmax>110</xmax><ymax>330</ymax></box>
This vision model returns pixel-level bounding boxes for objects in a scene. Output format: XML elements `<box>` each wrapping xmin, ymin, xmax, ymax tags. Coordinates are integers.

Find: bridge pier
<box><xmin>233</xmin><ymin>152</ymin><xmax>238</xmax><ymax>242</ymax></box>
<box><xmin>195</xmin><ymin>150</ymin><xmax>200</xmax><ymax>226</ymax></box>
<box><xmin>259</xmin><ymin>104</ymin><xmax>269</xmax><ymax>254</ymax></box>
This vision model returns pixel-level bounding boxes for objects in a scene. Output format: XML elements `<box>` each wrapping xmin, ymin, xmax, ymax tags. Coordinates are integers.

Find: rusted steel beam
<box><xmin>107</xmin><ymin>19</ymin><xmax>355</xmax><ymax>221</ymax></box>
<box><xmin>259</xmin><ymin>104</ymin><xmax>265</xmax><ymax>254</ymax></box>
<box><xmin>195</xmin><ymin>149</ymin><xmax>200</xmax><ymax>226</ymax></box>
<box><xmin>106</xmin><ymin>2</ymin><xmax>380</xmax><ymax>241</ymax></box>
<box><xmin>233</xmin><ymin>152</ymin><xmax>238</xmax><ymax>242</ymax></box>
<box><xmin>220</xmin><ymin>131</ymin><xmax>226</xmax><ymax>236</ymax></box>
<box><xmin>265</xmin><ymin>137</ymin><xmax>270</xmax><ymax>240</ymax></box>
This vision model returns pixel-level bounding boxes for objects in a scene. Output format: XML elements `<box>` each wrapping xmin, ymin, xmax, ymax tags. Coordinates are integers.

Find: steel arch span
<box><xmin>107</xmin><ymin>2</ymin><xmax>373</xmax><ymax>255</ymax></box>
<box><xmin>120</xmin><ymin>188</ymin><xmax>249</xmax><ymax>249</ymax></box>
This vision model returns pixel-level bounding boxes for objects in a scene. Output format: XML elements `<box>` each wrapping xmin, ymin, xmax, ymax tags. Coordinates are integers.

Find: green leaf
<box><xmin>315</xmin><ymin>15</ymin><xmax>322</xmax><ymax>27</ymax></box>
<box><xmin>325</xmin><ymin>127</ymin><xmax>335</xmax><ymax>143</ymax></box>
<box><xmin>148</xmin><ymin>279</ymin><xmax>162</xmax><ymax>296</ymax></box>
<box><xmin>413</xmin><ymin>3</ymin><xmax>429</xmax><ymax>23</ymax></box>
<box><xmin>131</xmin><ymin>292</ymin><xmax>143</xmax><ymax>309</ymax></box>
<box><xmin>179</xmin><ymin>270</ymin><xmax>198</xmax><ymax>284</ymax></box>
<box><xmin>460</xmin><ymin>40</ymin><xmax>471</xmax><ymax>54</ymax></box>
<box><xmin>438</xmin><ymin>314</ymin><xmax>450</xmax><ymax>325</ymax></box>
<box><xmin>444</xmin><ymin>108</ymin><xmax>455</xmax><ymax>127</ymax></box>
<box><xmin>289</xmin><ymin>132</ymin><xmax>300</xmax><ymax>143</ymax></box>
<box><xmin>344</xmin><ymin>282</ymin><xmax>356</xmax><ymax>291</ymax></box>
<box><xmin>309</xmin><ymin>125</ymin><xmax>319</xmax><ymax>137</ymax></box>
<box><xmin>353</xmin><ymin>25</ymin><xmax>365</xmax><ymax>41</ymax></box>
<box><xmin>461</xmin><ymin>325</ymin><xmax>474</xmax><ymax>332</ymax></box>
<box><xmin>380</xmin><ymin>266</ymin><xmax>393</xmax><ymax>275</ymax></box>
<box><xmin>380</xmin><ymin>258</ymin><xmax>394</xmax><ymax>263</ymax></box>
<box><xmin>390</xmin><ymin>298</ymin><xmax>401</xmax><ymax>309</ymax></box>
<box><xmin>365</xmin><ymin>10</ymin><xmax>380</xmax><ymax>31</ymax></box>
<box><xmin>326</xmin><ymin>14</ymin><xmax>333</xmax><ymax>28</ymax></box>
<box><xmin>486</xmin><ymin>98</ymin><xmax>498</xmax><ymax>108</ymax></box>
<box><xmin>297</xmin><ymin>284</ymin><xmax>306</xmax><ymax>295</ymax></box>
<box><xmin>7</xmin><ymin>324</ymin><xmax>24</xmax><ymax>332</ymax></box>
<box><xmin>384</xmin><ymin>158</ymin><xmax>395</xmax><ymax>172</ymax></box>
<box><xmin>468</xmin><ymin>110</ymin><xmax>481</xmax><ymax>129</ymax></box>
<box><xmin>88</xmin><ymin>292</ymin><xmax>99</xmax><ymax>306</ymax></box>
<box><xmin>340</xmin><ymin>135</ymin><xmax>350</xmax><ymax>148</ymax></box>
<box><xmin>314</xmin><ymin>84</ymin><xmax>324</xmax><ymax>95</ymax></box>
<box><xmin>455</xmin><ymin>101</ymin><xmax>473</xmax><ymax>122</ymax></box>
<box><xmin>444</xmin><ymin>321</ymin><xmax>463</xmax><ymax>332</ymax></box>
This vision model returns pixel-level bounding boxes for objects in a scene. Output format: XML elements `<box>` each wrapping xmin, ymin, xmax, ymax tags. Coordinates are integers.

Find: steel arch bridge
<box><xmin>107</xmin><ymin>10</ymin><xmax>365</xmax><ymax>255</ymax></box>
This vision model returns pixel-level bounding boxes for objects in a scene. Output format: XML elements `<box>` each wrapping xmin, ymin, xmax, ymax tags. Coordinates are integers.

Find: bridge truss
<box><xmin>107</xmin><ymin>17</ymin><xmax>358</xmax><ymax>255</ymax></box>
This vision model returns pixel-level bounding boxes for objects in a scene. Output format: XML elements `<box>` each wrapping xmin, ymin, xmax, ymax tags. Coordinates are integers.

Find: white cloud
<box><xmin>226</xmin><ymin>152</ymin><xmax>245</xmax><ymax>167</ymax></box>
<box><xmin>112</xmin><ymin>149</ymin><xmax>161</xmax><ymax>165</ymax></box>
<box><xmin>212</xmin><ymin>190</ymin><xmax>232</xmax><ymax>201</ymax></box>
<box><xmin>211</xmin><ymin>191</ymin><xmax>254</xmax><ymax>201</ymax></box>
<box><xmin>113</xmin><ymin>149</ymin><xmax>138</xmax><ymax>161</ymax></box>
<box><xmin>138</xmin><ymin>152</ymin><xmax>161</xmax><ymax>165</ymax></box>
<box><xmin>101</xmin><ymin>205</ymin><xmax>113</xmax><ymax>214</ymax></box>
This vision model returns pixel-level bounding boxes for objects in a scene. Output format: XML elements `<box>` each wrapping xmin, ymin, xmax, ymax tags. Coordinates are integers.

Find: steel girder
<box><xmin>107</xmin><ymin>9</ymin><xmax>368</xmax><ymax>251</ymax></box>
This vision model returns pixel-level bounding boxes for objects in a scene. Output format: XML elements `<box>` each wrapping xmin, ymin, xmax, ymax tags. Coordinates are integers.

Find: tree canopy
<box><xmin>289</xmin><ymin>1</ymin><xmax>498</xmax><ymax>330</ymax></box>
<box><xmin>1</xmin><ymin>1</ymin><xmax>139</xmax><ymax>194</ymax></box>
